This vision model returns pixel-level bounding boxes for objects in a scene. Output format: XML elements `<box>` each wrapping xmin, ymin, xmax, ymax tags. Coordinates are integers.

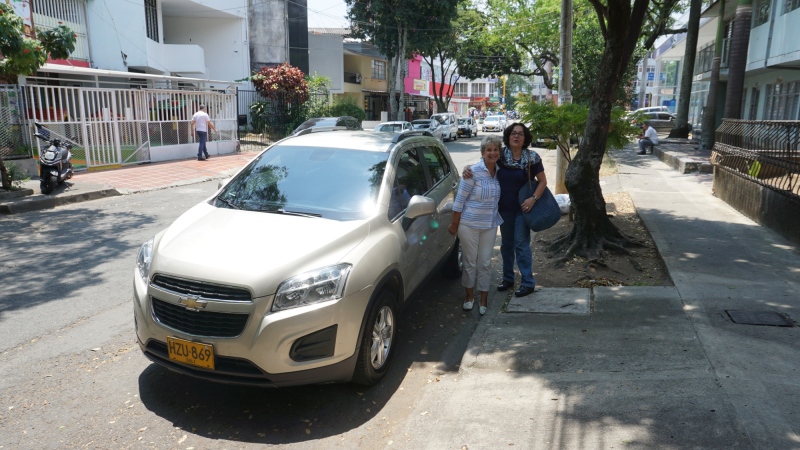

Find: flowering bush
<box><xmin>251</xmin><ymin>63</ymin><xmax>308</xmax><ymax>102</ymax></box>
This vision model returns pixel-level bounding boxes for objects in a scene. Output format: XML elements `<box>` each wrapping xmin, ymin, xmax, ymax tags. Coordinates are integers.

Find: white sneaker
<box><xmin>463</xmin><ymin>300</ymin><xmax>474</xmax><ymax>311</ymax></box>
<box><xmin>479</xmin><ymin>305</ymin><xmax>487</xmax><ymax>315</ymax></box>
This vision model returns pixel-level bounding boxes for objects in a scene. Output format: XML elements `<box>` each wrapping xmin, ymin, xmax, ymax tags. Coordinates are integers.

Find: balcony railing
<box><xmin>344</xmin><ymin>72</ymin><xmax>362</xmax><ymax>84</ymax></box>
<box><xmin>712</xmin><ymin>119</ymin><xmax>800</xmax><ymax>199</ymax></box>
<box><xmin>694</xmin><ymin>39</ymin><xmax>731</xmax><ymax>75</ymax></box>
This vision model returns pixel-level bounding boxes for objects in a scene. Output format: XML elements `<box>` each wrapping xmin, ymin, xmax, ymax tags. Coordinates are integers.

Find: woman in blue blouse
<box><xmin>448</xmin><ymin>136</ymin><xmax>503</xmax><ymax>316</ymax></box>
<box><xmin>464</xmin><ymin>123</ymin><xmax>547</xmax><ymax>297</ymax></box>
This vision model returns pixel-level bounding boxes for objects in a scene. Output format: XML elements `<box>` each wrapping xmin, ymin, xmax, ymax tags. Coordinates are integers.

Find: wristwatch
<box><xmin>532</xmin><ymin>195</ymin><xmax>539</xmax><ymax>201</ymax></box>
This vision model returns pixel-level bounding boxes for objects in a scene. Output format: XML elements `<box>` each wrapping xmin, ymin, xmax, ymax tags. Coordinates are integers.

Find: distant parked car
<box><xmin>641</xmin><ymin>112</ymin><xmax>686</xmax><ymax>133</ymax></box>
<box><xmin>431</xmin><ymin>112</ymin><xmax>458</xmax><ymax>142</ymax></box>
<box><xmin>457</xmin><ymin>117</ymin><xmax>478</xmax><ymax>138</ymax></box>
<box><xmin>482</xmin><ymin>115</ymin><xmax>502</xmax><ymax>132</ymax></box>
<box><xmin>292</xmin><ymin>116</ymin><xmax>361</xmax><ymax>135</ymax></box>
<box><xmin>374</xmin><ymin>121</ymin><xmax>413</xmax><ymax>133</ymax></box>
<box><xmin>497</xmin><ymin>114</ymin><xmax>508</xmax><ymax>130</ymax></box>
<box><xmin>412</xmin><ymin>119</ymin><xmax>444</xmax><ymax>141</ymax></box>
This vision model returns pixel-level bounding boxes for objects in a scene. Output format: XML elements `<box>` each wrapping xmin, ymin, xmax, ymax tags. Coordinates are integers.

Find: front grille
<box><xmin>151</xmin><ymin>274</ymin><xmax>252</xmax><ymax>301</ymax></box>
<box><xmin>151</xmin><ymin>297</ymin><xmax>249</xmax><ymax>337</ymax></box>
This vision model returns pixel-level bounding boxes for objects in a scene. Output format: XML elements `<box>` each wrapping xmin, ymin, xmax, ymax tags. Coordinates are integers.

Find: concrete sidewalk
<box><xmin>396</xmin><ymin>145</ymin><xmax>800</xmax><ymax>449</ymax></box>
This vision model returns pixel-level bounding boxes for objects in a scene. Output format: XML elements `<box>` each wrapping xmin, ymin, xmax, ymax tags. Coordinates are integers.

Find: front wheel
<box><xmin>352</xmin><ymin>290</ymin><xmax>397</xmax><ymax>385</ymax></box>
<box><xmin>40</xmin><ymin>174</ymin><xmax>57</xmax><ymax>195</ymax></box>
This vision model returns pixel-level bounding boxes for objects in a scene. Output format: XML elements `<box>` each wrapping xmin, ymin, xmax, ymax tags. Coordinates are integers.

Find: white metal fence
<box><xmin>23</xmin><ymin>85</ymin><xmax>237</xmax><ymax>170</ymax></box>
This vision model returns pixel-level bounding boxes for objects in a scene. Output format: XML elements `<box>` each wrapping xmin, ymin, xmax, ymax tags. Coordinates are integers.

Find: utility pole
<box><xmin>555</xmin><ymin>0</ymin><xmax>572</xmax><ymax>195</ymax></box>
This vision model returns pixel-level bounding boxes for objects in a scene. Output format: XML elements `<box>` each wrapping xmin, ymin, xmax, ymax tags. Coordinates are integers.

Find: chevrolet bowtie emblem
<box><xmin>179</xmin><ymin>295</ymin><xmax>208</xmax><ymax>311</ymax></box>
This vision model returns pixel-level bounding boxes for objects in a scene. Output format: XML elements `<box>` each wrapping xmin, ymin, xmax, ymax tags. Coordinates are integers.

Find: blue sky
<box><xmin>306</xmin><ymin>0</ymin><xmax>349</xmax><ymax>29</ymax></box>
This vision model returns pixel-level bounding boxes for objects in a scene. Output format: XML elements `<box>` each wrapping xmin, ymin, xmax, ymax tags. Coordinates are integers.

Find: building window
<box><xmin>786</xmin><ymin>0</ymin><xmax>800</xmax><ymax>13</ymax></box>
<box><xmin>454</xmin><ymin>83</ymin><xmax>469</xmax><ymax>96</ymax></box>
<box><xmin>31</xmin><ymin>0</ymin><xmax>89</xmax><ymax>61</ymax></box>
<box><xmin>145</xmin><ymin>0</ymin><xmax>159</xmax><ymax>42</ymax></box>
<box><xmin>765</xmin><ymin>81</ymin><xmax>800</xmax><ymax>119</ymax></box>
<box><xmin>372</xmin><ymin>60</ymin><xmax>386</xmax><ymax>80</ymax></box>
<box><xmin>754</xmin><ymin>0</ymin><xmax>770</xmax><ymax>26</ymax></box>
<box><xmin>472</xmin><ymin>82</ymin><xmax>486</xmax><ymax>96</ymax></box>
<box><xmin>748</xmin><ymin>87</ymin><xmax>760</xmax><ymax>119</ymax></box>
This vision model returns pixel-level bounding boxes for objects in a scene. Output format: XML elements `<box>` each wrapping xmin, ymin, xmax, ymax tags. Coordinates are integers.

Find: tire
<box><xmin>440</xmin><ymin>238</ymin><xmax>462</xmax><ymax>279</ymax></box>
<box><xmin>40</xmin><ymin>175</ymin><xmax>56</xmax><ymax>195</ymax></box>
<box><xmin>352</xmin><ymin>290</ymin><xmax>398</xmax><ymax>385</ymax></box>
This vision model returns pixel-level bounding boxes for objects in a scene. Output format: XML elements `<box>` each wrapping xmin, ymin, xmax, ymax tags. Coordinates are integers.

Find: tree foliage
<box><xmin>0</xmin><ymin>3</ymin><xmax>75</xmax><ymax>190</ymax></box>
<box><xmin>251</xmin><ymin>63</ymin><xmax>309</xmax><ymax>102</ymax></box>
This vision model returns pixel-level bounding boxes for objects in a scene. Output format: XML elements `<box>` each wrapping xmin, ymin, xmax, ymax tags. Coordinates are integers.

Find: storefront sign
<box><xmin>413</xmin><ymin>79</ymin><xmax>427</xmax><ymax>91</ymax></box>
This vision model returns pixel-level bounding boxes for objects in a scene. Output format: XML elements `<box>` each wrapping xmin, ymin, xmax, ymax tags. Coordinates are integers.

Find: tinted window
<box><xmin>217</xmin><ymin>146</ymin><xmax>388</xmax><ymax>221</ymax></box>
<box><xmin>421</xmin><ymin>145</ymin><xmax>450</xmax><ymax>185</ymax></box>
<box><xmin>388</xmin><ymin>148</ymin><xmax>428</xmax><ymax>220</ymax></box>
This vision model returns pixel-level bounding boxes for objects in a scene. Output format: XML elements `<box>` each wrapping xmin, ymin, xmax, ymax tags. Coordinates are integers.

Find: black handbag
<box><xmin>519</xmin><ymin>163</ymin><xmax>561</xmax><ymax>232</ymax></box>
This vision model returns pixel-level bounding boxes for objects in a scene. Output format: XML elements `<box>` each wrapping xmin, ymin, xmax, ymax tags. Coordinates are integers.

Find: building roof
<box><xmin>309</xmin><ymin>27</ymin><xmax>352</xmax><ymax>36</ymax></box>
<box><xmin>31</xmin><ymin>63</ymin><xmax>235</xmax><ymax>87</ymax></box>
<box><xmin>343</xmin><ymin>42</ymin><xmax>386</xmax><ymax>59</ymax></box>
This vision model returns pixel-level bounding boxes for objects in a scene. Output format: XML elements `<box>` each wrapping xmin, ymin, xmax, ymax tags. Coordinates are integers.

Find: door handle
<box><xmin>452</xmin><ymin>181</ymin><xmax>459</xmax><ymax>190</ymax></box>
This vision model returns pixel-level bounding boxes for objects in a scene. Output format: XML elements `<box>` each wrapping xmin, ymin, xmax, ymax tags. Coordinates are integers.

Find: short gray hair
<box><xmin>199</xmin><ymin>104</ymin><xmax>206</xmax><ymax>110</ymax></box>
<box><xmin>480</xmin><ymin>135</ymin><xmax>503</xmax><ymax>155</ymax></box>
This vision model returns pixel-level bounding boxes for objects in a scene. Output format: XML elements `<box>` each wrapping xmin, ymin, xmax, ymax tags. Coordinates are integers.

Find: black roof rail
<box><xmin>392</xmin><ymin>130</ymin><xmax>433</xmax><ymax>144</ymax></box>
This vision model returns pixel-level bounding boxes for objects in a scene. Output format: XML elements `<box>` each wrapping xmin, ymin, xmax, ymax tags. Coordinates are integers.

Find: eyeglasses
<box><xmin>510</xmin><ymin>131</ymin><xmax>524</xmax><ymax>137</ymax></box>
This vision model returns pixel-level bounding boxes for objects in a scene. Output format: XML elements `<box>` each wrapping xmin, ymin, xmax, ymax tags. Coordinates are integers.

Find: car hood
<box><xmin>152</xmin><ymin>202</ymin><xmax>369</xmax><ymax>298</ymax></box>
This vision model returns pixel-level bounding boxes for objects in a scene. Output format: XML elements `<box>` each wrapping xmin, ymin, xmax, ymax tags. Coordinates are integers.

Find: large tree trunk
<box><xmin>723</xmin><ymin>0</ymin><xmax>752</xmax><ymax>118</ymax></box>
<box><xmin>700</xmin><ymin>0</ymin><xmax>727</xmax><ymax>149</ymax></box>
<box><xmin>669</xmin><ymin>0</ymin><xmax>702</xmax><ymax>139</ymax></box>
<box><xmin>552</xmin><ymin>0</ymin><xmax>649</xmax><ymax>264</ymax></box>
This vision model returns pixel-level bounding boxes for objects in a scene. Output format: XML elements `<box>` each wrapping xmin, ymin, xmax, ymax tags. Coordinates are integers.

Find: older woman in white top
<box><xmin>448</xmin><ymin>136</ymin><xmax>503</xmax><ymax>316</ymax></box>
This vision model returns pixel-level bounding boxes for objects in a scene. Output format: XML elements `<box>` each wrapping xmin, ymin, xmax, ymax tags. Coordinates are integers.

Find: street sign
<box><xmin>648</xmin><ymin>72</ymin><xmax>655</xmax><ymax>81</ymax></box>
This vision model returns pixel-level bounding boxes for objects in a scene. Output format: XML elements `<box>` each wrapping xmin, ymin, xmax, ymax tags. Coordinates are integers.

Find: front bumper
<box><xmin>133</xmin><ymin>270</ymin><xmax>372</xmax><ymax>386</ymax></box>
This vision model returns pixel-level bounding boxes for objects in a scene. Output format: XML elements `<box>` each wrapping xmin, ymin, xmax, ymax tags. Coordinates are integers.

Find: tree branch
<box><xmin>587</xmin><ymin>0</ymin><xmax>608</xmax><ymax>39</ymax></box>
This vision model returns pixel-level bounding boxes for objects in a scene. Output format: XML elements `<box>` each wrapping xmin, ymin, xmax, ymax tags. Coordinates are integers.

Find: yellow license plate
<box><xmin>167</xmin><ymin>336</ymin><xmax>215</xmax><ymax>370</ymax></box>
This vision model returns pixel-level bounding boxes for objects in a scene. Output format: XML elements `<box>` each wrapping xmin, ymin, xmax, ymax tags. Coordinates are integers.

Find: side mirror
<box><xmin>405</xmin><ymin>195</ymin><xmax>436</xmax><ymax>219</ymax></box>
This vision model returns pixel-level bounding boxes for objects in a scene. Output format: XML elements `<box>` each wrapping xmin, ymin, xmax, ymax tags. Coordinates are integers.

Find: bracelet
<box><xmin>532</xmin><ymin>195</ymin><xmax>538</xmax><ymax>201</ymax></box>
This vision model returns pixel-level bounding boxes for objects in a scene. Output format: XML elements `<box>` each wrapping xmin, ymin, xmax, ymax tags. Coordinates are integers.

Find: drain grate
<box><xmin>726</xmin><ymin>310</ymin><xmax>794</xmax><ymax>327</ymax></box>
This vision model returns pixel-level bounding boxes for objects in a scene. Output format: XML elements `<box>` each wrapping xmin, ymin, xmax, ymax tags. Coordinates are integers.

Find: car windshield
<box><xmin>458</xmin><ymin>118</ymin><xmax>469</xmax><ymax>125</ymax></box>
<box><xmin>376</xmin><ymin>124</ymin><xmax>405</xmax><ymax>133</ymax></box>
<box><xmin>216</xmin><ymin>146</ymin><xmax>389</xmax><ymax>220</ymax></box>
<box><xmin>485</xmin><ymin>116</ymin><xmax>499</xmax><ymax>123</ymax></box>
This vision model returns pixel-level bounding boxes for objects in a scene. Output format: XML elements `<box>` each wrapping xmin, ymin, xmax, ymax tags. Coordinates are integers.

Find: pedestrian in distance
<box><xmin>449</xmin><ymin>135</ymin><xmax>503</xmax><ymax>316</ymax></box>
<box><xmin>463</xmin><ymin>123</ymin><xmax>547</xmax><ymax>298</ymax></box>
<box><xmin>637</xmin><ymin>122</ymin><xmax>658</xmax><ymax>155</ymax></box>
<box><xmin>191</xmin><ymin>104</ymin><xmax>217</xmax><ymax>161</ymax></box>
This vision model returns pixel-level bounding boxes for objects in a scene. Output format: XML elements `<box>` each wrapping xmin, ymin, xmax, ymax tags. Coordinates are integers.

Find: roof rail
<box><xmin>295</xmin><ymin>126</ymin><xmax>350</xmax><ymax>136</ymax></box>
<box><xmin>392</xmin><ymin>130</ymin><xmax>433</xmax><ymax>144</ymax></box>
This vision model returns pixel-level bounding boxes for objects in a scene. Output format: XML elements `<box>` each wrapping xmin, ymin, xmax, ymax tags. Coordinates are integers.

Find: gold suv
<box><xmin>133</xmin><ymin>130</ymin><xmax>462</xmax><ymax>387</ymax></box>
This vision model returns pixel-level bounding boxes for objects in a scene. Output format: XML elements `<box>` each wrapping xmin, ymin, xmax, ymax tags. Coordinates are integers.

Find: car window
<box><xmin>217</xmin><ymin>145</ymin><xmax>388</xmax><ymax>221</ymax></box>
<box><xmin>658</xmin><ymin>113</ymin><xmax>673</xmax><ymax>120</ymax></box>
<box><xmin>421</xmin><ymin>145</ymin><xmax>451</xmax><ymax>185</ymax></box>
<box><xmin>388</xmin><ymin>148</ymin><xmax>428</xmax><ymax>220</ymax></box>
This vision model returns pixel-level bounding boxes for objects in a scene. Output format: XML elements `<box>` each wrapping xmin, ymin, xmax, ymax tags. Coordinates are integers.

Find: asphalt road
<box><xmin>0</xmin><ymin>134</ymin><xmax>493</xmax><ymax>449</ymax></box>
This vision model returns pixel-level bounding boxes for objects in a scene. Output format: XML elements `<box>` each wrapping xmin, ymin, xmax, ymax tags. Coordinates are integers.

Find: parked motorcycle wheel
<box><xmin>40</xmin><ymin>175</ymin><xmax>57</xmax><ymax>195</ymax></box>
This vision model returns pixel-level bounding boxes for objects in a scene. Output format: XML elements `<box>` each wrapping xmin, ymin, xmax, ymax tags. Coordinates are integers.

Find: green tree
<box><xmin>346</xmin><ymin>0</ymin><xmax>459</xmax><ymax>119</ymax></box>
<box><xmin>554</xmin><ymin>0</ymin><xmax>680</xmax><ymax>265</ymax></box>
<box><xmin>0</xmin><ymin>3</ymin><xmax>75</xmax><ymax>190</ymax></box>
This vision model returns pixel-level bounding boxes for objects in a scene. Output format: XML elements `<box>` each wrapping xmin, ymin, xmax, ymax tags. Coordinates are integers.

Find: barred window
<box><xmin>472</xmin><ymin>82</ymin><xmax>486</xmax><ymax>96</ymax></box>
<box><xmin>454</xmin><ymin>84</ymin><xmax>469</xmax><ymax>96</ymax></box>
<box><xmin>145</xmin><ymin>0</ymin><xmax>159</xmax><ymax>42</ymax></box>
<box><xmin>748</xmin><ymin>87</ymin><xmax>760</xmax><ymax>120</ymax></box>
<box><xmin>371</xmin><ymin>60</ymin><xmax>386</xmax><ymax>80</ymax></box>
<box><xmin>785</xmin><ymin>0</ymin><xmax>800</xmax><ymax>13</ymax></box>
<box><xmin>765</xmin><ymin>81</ymin><xmax>800</xmax><ymax>119</ymax></box>
<box><xmin>754</xmin><ymin>0</ymin><xmax>770</xmax><ymax>26</ymax></box>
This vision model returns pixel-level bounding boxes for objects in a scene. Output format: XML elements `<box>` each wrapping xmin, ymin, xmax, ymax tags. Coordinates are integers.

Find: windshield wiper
<box><xmin>215</xmin><ymin>197</ymin><xmax>240</xmax><ymax>210</ymax></box>
<box><xmin>262</xmin><ymin>209</ymin><xmax>322</xmax><ymax>218</ymax></box>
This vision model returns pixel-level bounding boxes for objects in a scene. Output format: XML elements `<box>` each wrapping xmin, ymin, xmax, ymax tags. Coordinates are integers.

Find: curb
<box><xmin>0</xmin><ymin>186</ymin><xmax>121</xmax><ymax>214</ymax></box>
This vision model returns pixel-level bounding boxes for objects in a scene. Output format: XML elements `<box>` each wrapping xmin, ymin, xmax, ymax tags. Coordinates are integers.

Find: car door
<box><xmin>388</xmin><ymin>146</ymin><xmax>435</xmax><ymax>293</ymax></box>
<box><xmin>418</xmin><ymin>144</ymin><xmax>457</xmax><ymax>266</ymax></box>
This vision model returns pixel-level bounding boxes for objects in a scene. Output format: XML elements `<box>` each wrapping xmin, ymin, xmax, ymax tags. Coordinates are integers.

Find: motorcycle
<box><xmin>34</xmin><ymin>122</ymin><xmax>74</xmax><ymax>195</ymax></box>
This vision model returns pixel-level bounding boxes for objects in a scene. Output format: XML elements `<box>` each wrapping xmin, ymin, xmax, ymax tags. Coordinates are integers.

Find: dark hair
<box><xmin>503</xmin><ymin>122</ymin><xmax>532</xmax><ymax>148</ymax></box>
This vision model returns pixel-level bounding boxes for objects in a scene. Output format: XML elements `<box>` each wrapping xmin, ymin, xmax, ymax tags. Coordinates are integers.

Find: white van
<box><xmin>431</xmin><ymin>112</ymin><xmax>458</xmax><ymax>142</ymax></box>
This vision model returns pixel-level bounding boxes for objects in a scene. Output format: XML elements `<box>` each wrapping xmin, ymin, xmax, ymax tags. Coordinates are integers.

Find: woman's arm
<box><xmin>520</xmin><ymin>168</ymin><xmax>547</xmax><ymax>212</ymax></box>
<box><xmin>448</xmin><ymin>211</ymin><xmax>462</xmax><ymax>235</ymax></box>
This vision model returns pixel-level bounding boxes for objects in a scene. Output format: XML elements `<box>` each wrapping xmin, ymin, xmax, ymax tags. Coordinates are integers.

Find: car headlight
<box><xmin>273</xmin><ymin>264</ymin><xmax>351</xmax><ymax>312</ymax></box>
<box><xmin>136</xmin><ymin>238</ymin><xmax>154</xmax><ymax>281</ymax></box>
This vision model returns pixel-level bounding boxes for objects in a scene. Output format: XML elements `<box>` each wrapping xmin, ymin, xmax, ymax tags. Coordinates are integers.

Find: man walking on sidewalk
<box><xmin>191</xmin><ymin>105</ymin><xmax>217</xmax><ymax>161</ymax></box>
<box><xmin>637</xmin><ymin>123</ymin><xmax>658</xmax><ymax>155</ymax></box>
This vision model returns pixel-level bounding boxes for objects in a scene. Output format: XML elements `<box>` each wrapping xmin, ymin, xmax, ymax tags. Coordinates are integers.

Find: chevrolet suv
<box><xmin>133</xmin><ymin>130</ymin><xmax>462</xmax><ymax>387</ymax></box>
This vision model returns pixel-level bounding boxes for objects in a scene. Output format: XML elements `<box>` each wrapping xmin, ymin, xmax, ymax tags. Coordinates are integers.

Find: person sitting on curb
<box><xmin>637</xmin><ymin>123</ymin><xmax>658</xmax><ymax>155</ymax></box>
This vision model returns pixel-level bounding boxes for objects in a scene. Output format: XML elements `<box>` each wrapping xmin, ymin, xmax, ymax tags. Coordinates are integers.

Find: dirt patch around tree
<box><xmin>530</xmin><ymin>157</ymin><xmax>673</xmax><ymax>288</ymax></box>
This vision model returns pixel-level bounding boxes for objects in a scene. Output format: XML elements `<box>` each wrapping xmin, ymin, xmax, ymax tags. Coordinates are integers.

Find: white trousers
<box><xmin>458</xmin><ymin>225</ymin><xmax>497</xmax><ymax>292</ymax></box>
